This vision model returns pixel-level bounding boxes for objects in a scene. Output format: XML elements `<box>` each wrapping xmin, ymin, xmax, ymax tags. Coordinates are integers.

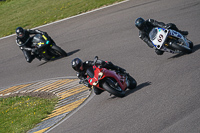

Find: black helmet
<box><xmin>135</xmin><ymin>17</ymin><xmax>146</xmax><ymax>31</ymax></box>
<box><xmin>16</xmin><ymin>27</ymin><xmax>25</xmax><ymax>38</ymax></box>
<box><xmin>71</xmin><ymin>58</ymin><xmax>83</xmax><ymax>72</ymax></box>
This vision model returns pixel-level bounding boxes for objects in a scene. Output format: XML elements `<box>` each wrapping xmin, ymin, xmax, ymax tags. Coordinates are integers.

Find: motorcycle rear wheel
<box><xmin>187</xmin><ymin>39</ymin><xmax>193</xmax><ymax>49</ymax></box>
<box><xmin>102</xmin><ymin>79</ymin><xmax>125</xmax><ymax>97</ymax></box>
<box><xmin>51</xmin><ymin>45</ymin><xmax>67</xmax><ymax>57</ymax></box>
<box><xmin>128</xmin><ymin>75</ymin><xmax>137</xmax><ymax>89</ymax></box>
<box><xmin>171</xmin><ymin>41</ymin><xmax>192</xmax><ymax>54</ymax></box>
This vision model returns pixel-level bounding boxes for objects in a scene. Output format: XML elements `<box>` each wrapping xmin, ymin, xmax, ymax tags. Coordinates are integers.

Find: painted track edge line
<box><xmin>44</xmin><ymin>91</ymin><xmax>95</xmax><ymax>133</ymax></box>
<box><xmin>0</xmin><ymin>76</ymin><xmax>77</xmax><ymax>90</ymax></box>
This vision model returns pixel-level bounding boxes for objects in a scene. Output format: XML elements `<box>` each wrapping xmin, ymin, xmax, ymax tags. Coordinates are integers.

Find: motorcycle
<box><xmin>85</xmin><ymin>56</ymin><xmax>137</xmax><ymax>97</ymax></box>
<box><xmin>149</xmin><ymin>27</ymin><xmax>193</xmax><ymax>54</ymax></box>
<box><xmin>31</xmin><ymin>33</ymin><xmax>67</xmax><ymax>61</ymax></box>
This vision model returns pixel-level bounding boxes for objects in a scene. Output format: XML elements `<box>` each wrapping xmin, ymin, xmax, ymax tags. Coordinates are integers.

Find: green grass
<box><xmin>0</xmin><ymin>96</ymin><xmax>58</xmax><ymax>133</ymax></box>
<box><xmin>0</xmin><ymin>0</ymin><xmax>124</xmax><ymax>38</ymax></box>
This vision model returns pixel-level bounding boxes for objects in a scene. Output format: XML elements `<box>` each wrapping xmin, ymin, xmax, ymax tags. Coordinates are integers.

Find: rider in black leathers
<box><xmin>71</xmin><ymin>57</ymin><xmax>126</xmax><ymax>95</ymax></box>
<box><xmin>15</xmin><ymin>27</ymin><xmax>53</xmax><ymax>63</ymax></box>
<box><xmin>135</xmin><ymin>17</ymin><xmax>189</xmax><ymax>55</ymax></box>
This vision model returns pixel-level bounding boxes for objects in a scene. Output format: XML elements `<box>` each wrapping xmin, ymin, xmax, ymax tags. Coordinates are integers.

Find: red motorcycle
<box><xmin>85</xmin><ymin>56</ymin><xmax>137</xmax><ymax>97</ymax></box>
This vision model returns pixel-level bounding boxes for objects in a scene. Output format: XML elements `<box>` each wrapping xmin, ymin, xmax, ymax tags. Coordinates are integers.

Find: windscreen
<box><xmin>32</xmin><ymin>34</ymin><xmax>44</xmax><ymax>44</ymax></box>
<box><xmin>149</xmin><ymin>28</ymin><xmax>158</xmax><ymax>41</ymax></box>
<box><xmin>86</xmin><ymin>67</ymin><xmax>94</xmax><ymax>78</ymax></box>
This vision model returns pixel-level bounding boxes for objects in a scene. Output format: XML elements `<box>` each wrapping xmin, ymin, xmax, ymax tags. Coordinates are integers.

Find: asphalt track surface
<box><xmin>1</xmin><ymin>0</ymin><xmax>200</xmax><ymax>132</ymax></box>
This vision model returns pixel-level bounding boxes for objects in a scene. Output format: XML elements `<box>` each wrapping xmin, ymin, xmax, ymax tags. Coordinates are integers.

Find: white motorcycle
<box><xmin>149</xmin><ymin>27</ymin><xmax>193</xmax><ymax>54</ymax></box>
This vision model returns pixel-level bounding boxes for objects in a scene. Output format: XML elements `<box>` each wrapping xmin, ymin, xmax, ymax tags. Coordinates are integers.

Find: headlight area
<box><xmin>98</xmin><ymin>72</ymin><xmax>103</xmax><ymax>80</ymax></box>
<box><xmin>93</xmin><ymin>81</ymin><xmax>98</xmax><ymax>86</ymax></box>
<box><xmin>93</xmin><ymin>72</ymin><xmax>104</xmax><ymax>86</ymax></box>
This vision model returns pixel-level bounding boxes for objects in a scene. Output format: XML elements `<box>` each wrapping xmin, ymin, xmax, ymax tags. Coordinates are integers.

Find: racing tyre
<box><xmin>188</xmin><ymin>39</ymin><xmax>193</xmax><ymax>49</ymax></box>
<box><xmin>102</xmin><ymin>78</ymin><xmax>125</xmax><ymax>97</ymax></box>
<box><xmin>171</xmin><ymin>41</ymin><xmax>192</xmax><ymax>54</ymax></box>
<box><xmin>51</xmin><ymin>45</ymin><xmax>67</xmax><ymax>57</ymax></box>
<box><xmin>128</xmin><ymin>75</ymin><xmax>137</xmax><ymax>89</ymax></box>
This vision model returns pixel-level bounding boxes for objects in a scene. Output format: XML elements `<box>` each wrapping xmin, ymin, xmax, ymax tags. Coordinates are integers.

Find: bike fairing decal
<box><xmin>169</xmin><ymin>30</ymin><xmax>182</xmax><ymax>38</ymax></box>
<box><xmin>90</xmin><ymin>79</ymin><xmax>92</xmax><ymax>83</ymax></box>
<box><xmin>151</xmin><ymin>28</ymin><xmax>165</xmax><ymax>47</ymax></box>
<box><xmin>46</xmin><ymin>40</ymin><xmax>50</xmax><ymax>44</ymax></box>
<box><xmin>169</xmin><ymin>30</ymin><xmax>190</xmax><ymax>48</ymax></box>
<box><xmin>151</xmin><ymin>28</ymin><xmax>167</xmax><ymax>48</ymax></box>
<box><xmin>42</xmin><ymin>35</ymin><xmax>48</xmax><ymax>40</ymax></box>
<box><xmin>38</xmin><ymin>42</ymin><xmax>44</xmax><ymax>46</ymax></box>
<box><xmin>158</xmin><ymin>27</ymin><xmax>165</xmax><ymax>32</ymax></box>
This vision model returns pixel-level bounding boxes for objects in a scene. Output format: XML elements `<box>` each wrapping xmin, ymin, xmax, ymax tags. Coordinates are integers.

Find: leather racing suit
<box><xmin>138</xmin><ymin>19</ymin><xmax>188</xmax><ymax>55</ymax></box>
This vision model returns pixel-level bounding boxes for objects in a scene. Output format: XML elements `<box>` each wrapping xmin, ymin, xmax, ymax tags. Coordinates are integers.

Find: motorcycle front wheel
<box><xmin>102</xmin><ymin>79</ymin><xmax>125</xmax><ymax>97</ymax></box>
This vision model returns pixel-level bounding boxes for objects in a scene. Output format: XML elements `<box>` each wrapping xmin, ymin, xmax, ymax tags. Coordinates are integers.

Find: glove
<box><xmin>95</xmin><ymin>60</ymin><xmax>106</xmax><ymax>68</ymax></box>
<box><xmin>31</xmin><ymin>48</ymin><xmax>36</xmax><ymax>53</ymax></box>
<box><xmin>101</xmin><ymin>61</ymin><xmax>107</xmax><ymax>67</ymax></box>
<box><xmin>31</xmin><ymin>48</ymin><xmax>38</xmax><ymax>53</ymax></box>
<box><xmin>164</xmin><ymin>24</ymin><xmax>171</xmax><ymax>29</ymax></box>
<box><xmin>83</xmin><ymin>81</ymin><xmax>91</xmax><ymax>88</ymax></box>
<box><xmin>84</xmin><ymin>82</ymin><xmax>90</xmax><ymax>87</ymax></box>
<box><xmin>79</xmin><ymin>79</ymin><xmax>84</xmax><ymax>84</ymax></box>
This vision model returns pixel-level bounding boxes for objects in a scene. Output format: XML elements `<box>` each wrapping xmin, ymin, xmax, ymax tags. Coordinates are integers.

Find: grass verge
<box><xmin>0</xmin><ymin>0</ymin><xmax>124</xmax><ymax>38</ymax></box>
<box><xmin>0</xmin><ymin>96</ymin><xmax>58</xmax><ymax>133</ymax></box>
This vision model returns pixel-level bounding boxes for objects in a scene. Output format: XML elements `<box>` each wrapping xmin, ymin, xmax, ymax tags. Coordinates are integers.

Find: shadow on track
<box><xmin>37</xmin><ymin>49</ymin><xmax>80</xmax><ymax>66</ymax></box>
<box><xmin>125</xmin><ymin>81</ymin><xmax>152</xmax><ymax>96</ymax></box>
<box><xmin>168</xmin><ymin>53</ymin><xmax>185</xmax><ymax>59</ymax></box>
<box><xmin>67</xmin><ymin>49</ymin><xmax>80</xmax><ymax>56</ymax></box>
<box><xmin>108</xmin><ymin>81</ymin><xmax>152</xmax><ymax>99</ymax></box>
<box><xmin>168</xmin><ymin>44</ymin><xmax>200</xmax><ymax>59</ymax></box>
<box><xmin>192</xmin><ymin>44</ymin><xmax>200</xmax><ymax>52</ymax></box>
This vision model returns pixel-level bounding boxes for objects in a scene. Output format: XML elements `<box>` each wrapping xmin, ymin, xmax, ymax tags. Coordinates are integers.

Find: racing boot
<box><xmin>26</xmin><ymin>55</ymin><xmax>35</xmax><ymax>63</ymax></box>
<box><xmin>35</xmin><ymin>55</ymin><xmax>42</xmax><ymax>61</ymax></box>
<box><xmin>36</xmin><ymin>56</ymin><xmax>42</xmax><ymax>61</ymax></box>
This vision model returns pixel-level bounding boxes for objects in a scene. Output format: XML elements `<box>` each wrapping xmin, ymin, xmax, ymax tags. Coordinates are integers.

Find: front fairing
<box><xmin>86</xmin><ymin>67</ymin><xmax>95</xmax><ymax>78</ymax></box>
<box><xmin>31</xmin><ymin>34</ymin><xmax>51</xmax><ymax>49</ymax></box>
<box><xmin>149</xmin><ymin>27</ymin><xmax>169</xmax><ymax>49</ymax></box>
<box><xmin>87</xmin><ymin>66</ymin><xmax>101</xmax><ymax>86</ymax></box>
<box><xmin>149</xmin><ymin>28</ymin><xmax>188</xmax><ymax>54</ymax></box>
<box><xmin>87</xmin><ymin>66</ymin><xmax>127</xmax><ymax>90</ymax></box>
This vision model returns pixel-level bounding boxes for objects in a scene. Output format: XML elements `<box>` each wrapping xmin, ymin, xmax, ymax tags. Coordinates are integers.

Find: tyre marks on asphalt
<box><xmin>0</xmin><ymin>78</ymin><xmax>91</xmax><ymax>133</ymax></box>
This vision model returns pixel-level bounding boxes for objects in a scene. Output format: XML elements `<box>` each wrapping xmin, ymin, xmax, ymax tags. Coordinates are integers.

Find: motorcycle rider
<box><xmin>135</xmin><ymin>17</ymin><xmax>189</xmax><ymax>55</ymax></box>
<box><xmin>15</xmin><ymin>27</ymin><xmax>53</xmax><ymax>63</ymax></box>
<box><xmin>71</xmin><ymin>57</ymin><xmax>126</xmax><ymax>95</ymax></box>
